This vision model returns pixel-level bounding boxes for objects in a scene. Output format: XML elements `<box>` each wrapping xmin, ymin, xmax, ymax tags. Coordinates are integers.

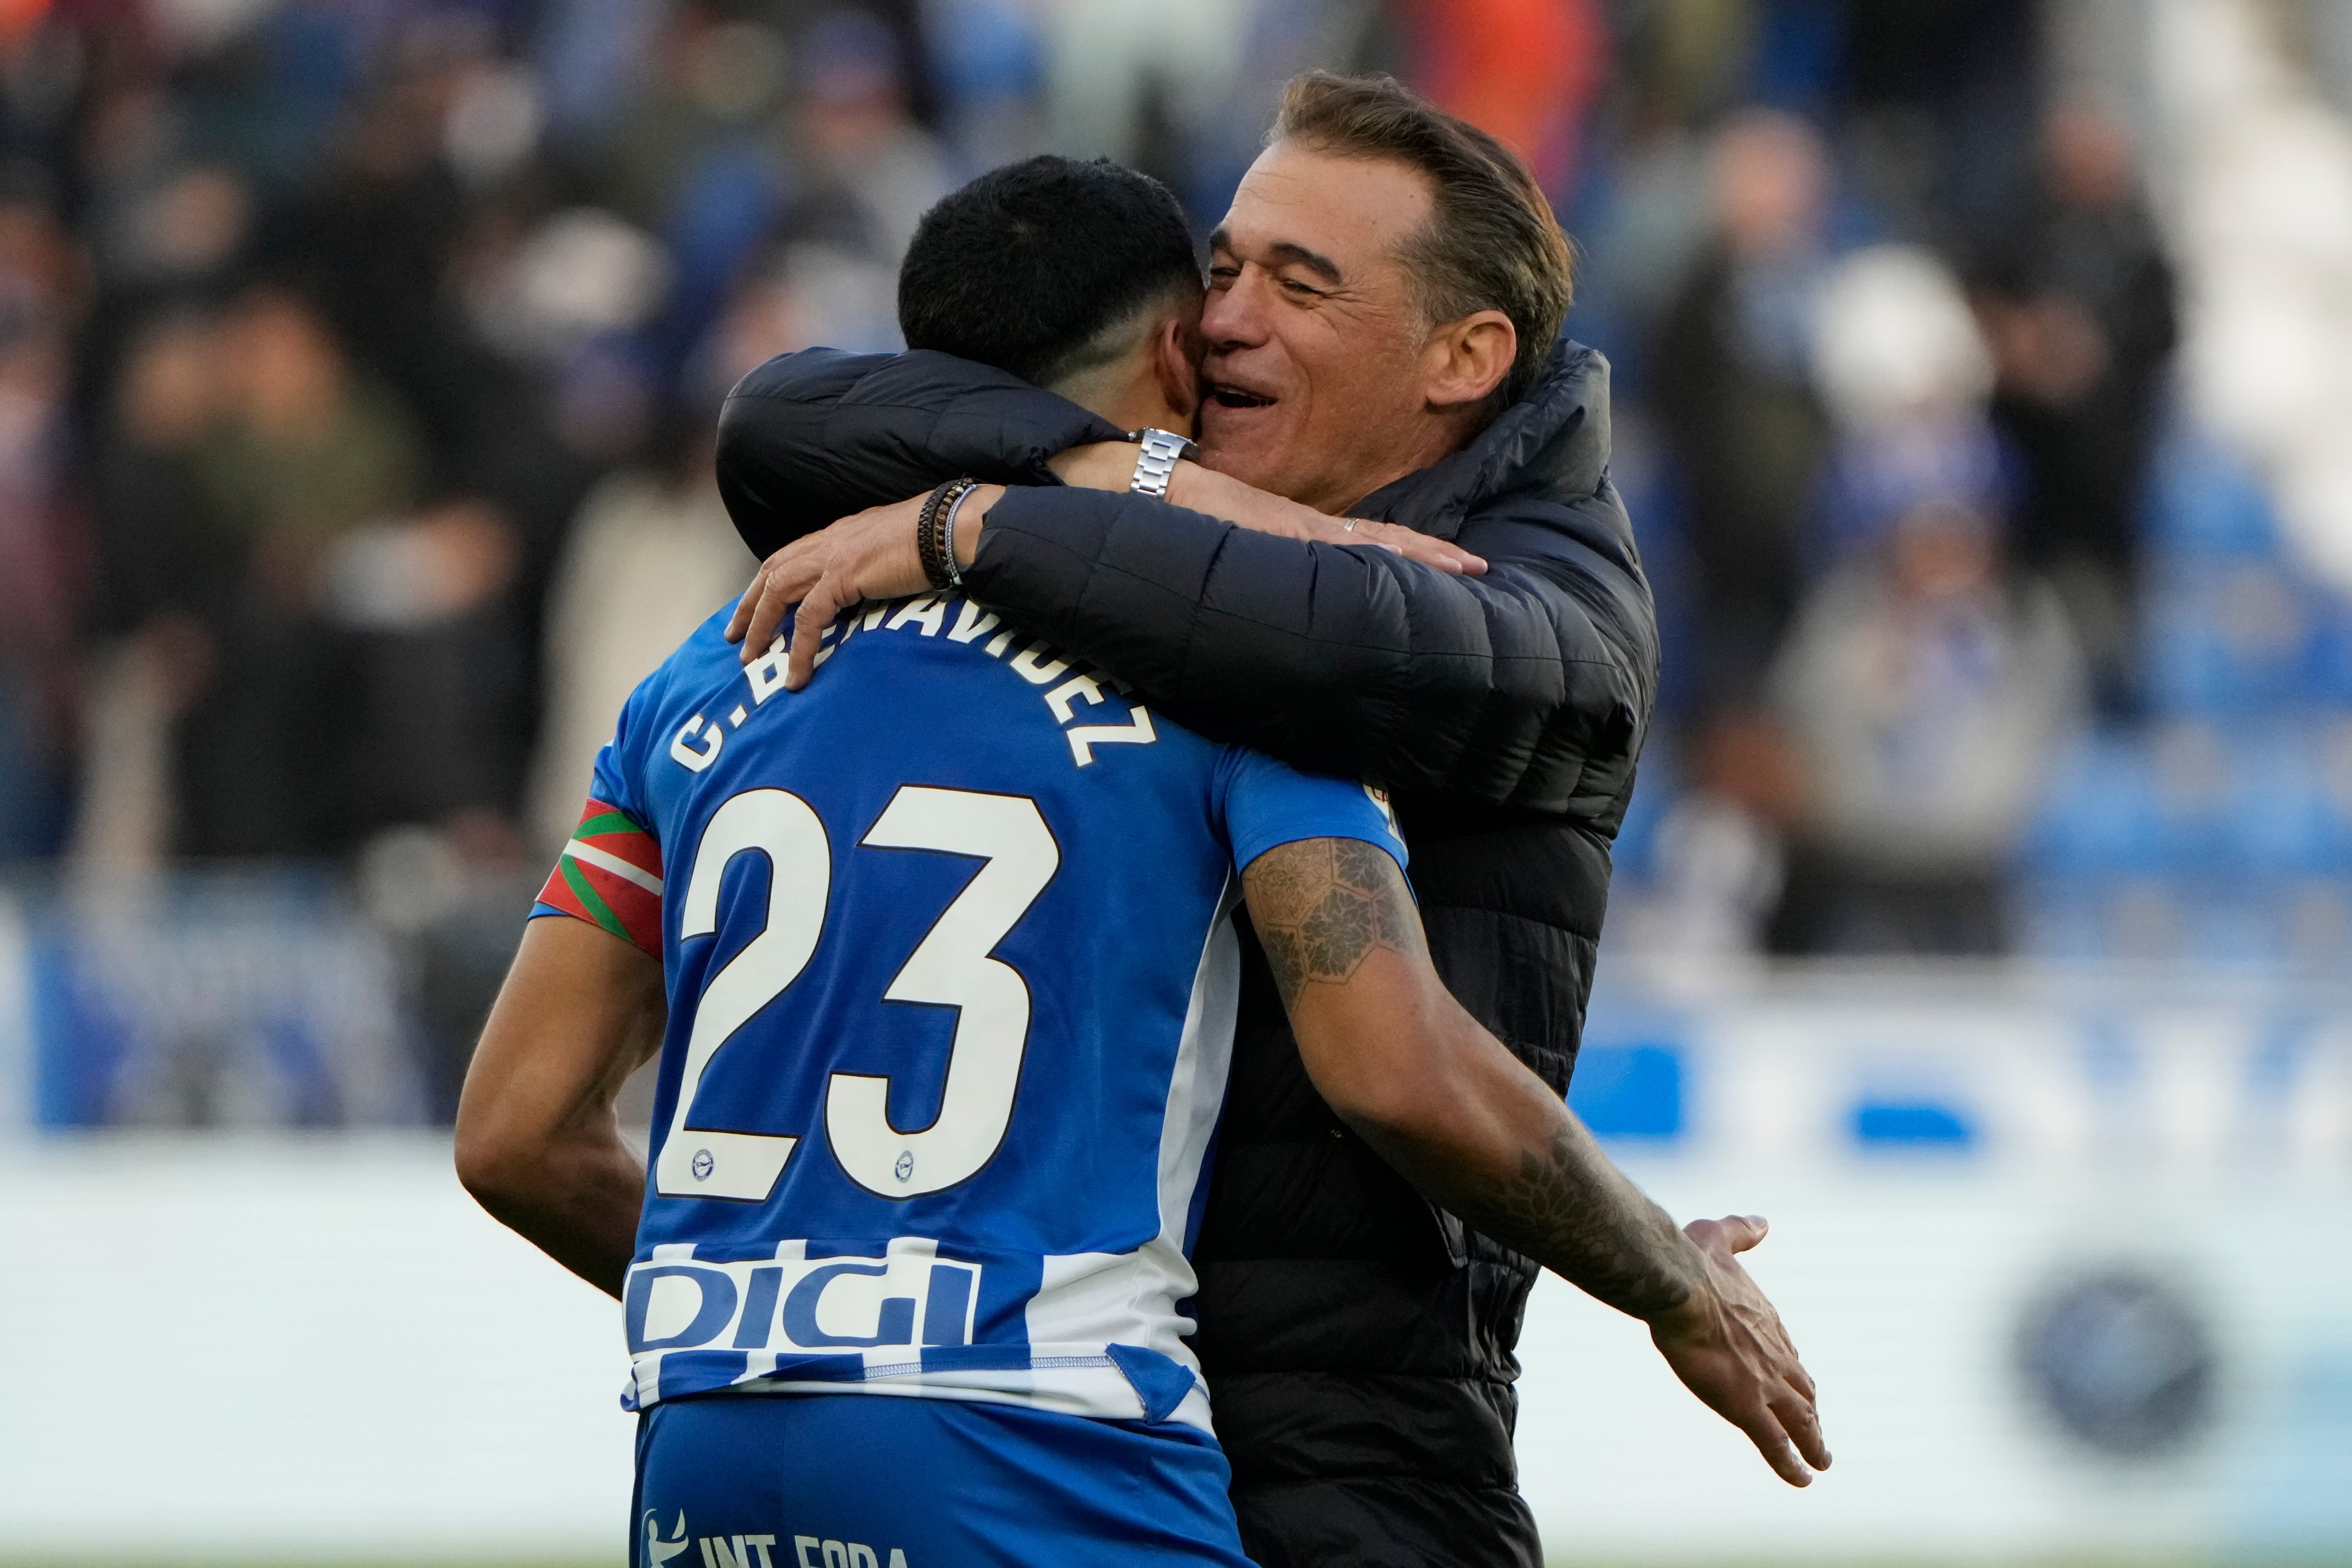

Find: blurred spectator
<box><xmin>788</xmin><ymin>9</ymin><xmax>952</xmax><ymax>267</ymax></box>
<box><xmin>1604</xmin><ymin>0</ymin><xmax>1755</xmax><ymax>132</ymax></box>
<box><xmin>920</xmin><ymin>0</ymin><xmax>1048</xmax><ymax>174</ymax></box>
<box><xmin>90</xmin><ymin>160</ymin><xmax>253</xmax><ymax>293</ymax></box>
<box><xmin>194</xmin><ymin>285</ymin><xmax>423</xmax><ymax>553</ymax></box>
<box><xmin>87</xmin><ymin>310</ymin><xmax>227</xmax><ymax>641</ymax></box>
<box><xmin>1625</xmin><ymin>714</ymin><xmax>1799</xmax><ymax>961</ymax></box>
<box><xmin>262</xmin><ymin>19</ymin><xmax>579</xmax><ymax>525</ymax></box>
<box><xmin>596</xmin><ymin>1</ymin><xmax>789</xmax><ymax>369</ymax></box>
<box><xmin>1769</xmin><ymin>248</ymin><xmax>2098</xmax><ymax>959</ymax></box>
<box><xmin>1837</xmin><ymin>0</ymin><xmax>2040</xmax><ymax>239</ymax></box>
<box><xmin>1767</xmin><ymin>246</ymin><xmax>2085</xmax><ymax>953</ymax></box>
<box><xmin>683</xmin><ymin>245</ymin><xmax>893</xmax><ymax>413</ymax></box>
<box><xmin>168</xmin><ymin>0</ymin><xmax>361</xmax><ymax>192</ymax></box>
<box><xmin>1650</xmin><ymin>107</ymin><xmax>1834</xmax><ymax>711</ymax></box>
<box><xmin>460</xmin><ymin>205</ymin><xmax>673</xmax><ymax>458</ymax></box>
<box><xmin>1967</xmin><ymin>95</ymin><xmax>2178</xmax><ymax>718</ymax></box>
<box><xmin>170</xmin><ymin>284</ymin><xmax>420</xmax><ymax>855</ymax></box>
<box><xmin>1768</xmin><ymin>491</ymin><xmax>2084</xmax><ymax>954</ymax></box>
<box><xmin>84</xmin><ymin>284</ymin><xmax>528</xmax><ymax>860</ymax></box>
<box><xmin>1042</xmin><ymin>0</ymin><xmax>1248</xmax><ymax>195</ymax></box>
<box><xmin>1401</xmin><ymin>0</ymin><xmax>1605</xmax><ymax>198</ymax></box>
<box><xmin>534</xmin><ymin>0</ymin><xmax>664</xmax><ymax>148</ymax></box>
<box><xmin>75</xmin><ymin>309</ymin><xmax>229</xmax><ymax>879</ymax></box>
<box><xmin>0</xmin><ymin>189</ymin><xmax>80</xmax><ymax>862</ymax></box>
<box><xmin>527</xmin><ymin>420</ymin><xmax>748</xmax><ymax>855</ymax></box>
<box><xmin>1809</xmin><ymin>242</ymin><xmax>2000</xmax><ymax>561</ymax></box>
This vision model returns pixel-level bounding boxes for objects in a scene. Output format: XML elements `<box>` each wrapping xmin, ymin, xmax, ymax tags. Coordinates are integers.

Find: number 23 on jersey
<box><xmin>656</xmin><ymin>784</ymin><xmax>1059</xmax><ymax>1204</ymax></box>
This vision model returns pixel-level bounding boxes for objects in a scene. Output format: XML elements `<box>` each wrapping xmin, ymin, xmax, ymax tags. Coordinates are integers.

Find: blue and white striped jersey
<box><xmin>533</xmin><ymin>591</ymin><xmax>1405</xmax><ymax>1433</ymax></box>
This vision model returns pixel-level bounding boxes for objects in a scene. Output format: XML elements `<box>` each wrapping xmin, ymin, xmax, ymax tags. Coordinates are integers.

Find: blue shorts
<box><xmin>632</xmin><ymin>1394</ymin><xmax>1254</xmax><ymax>1568</ymax></box>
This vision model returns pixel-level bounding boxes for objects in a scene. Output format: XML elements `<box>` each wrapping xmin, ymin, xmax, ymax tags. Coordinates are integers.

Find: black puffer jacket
<box><xmin>718</xmin><ymin>341</ymin><xmax>1658</xmax><ymax>1568</ymax></box>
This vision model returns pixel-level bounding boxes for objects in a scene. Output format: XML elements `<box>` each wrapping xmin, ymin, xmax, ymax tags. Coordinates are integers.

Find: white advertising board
<box><xmin>0</xmin><ymin>969</ymin><xmax>2345</xmax><ymax>1564</ymax></box>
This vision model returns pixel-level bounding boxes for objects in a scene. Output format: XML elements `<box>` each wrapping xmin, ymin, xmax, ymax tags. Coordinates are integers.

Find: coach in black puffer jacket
<box><xmin>717</xmin><ymin>335</ymin><xmax>1656</xmax><ymax>1566</ymax></box>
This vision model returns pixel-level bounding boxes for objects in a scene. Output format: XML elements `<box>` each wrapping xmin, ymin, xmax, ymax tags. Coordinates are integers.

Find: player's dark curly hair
<box><xmin>898</xmin><ymin>155</ymin><xmax>1201</xmax><ymax>389</ymax></box>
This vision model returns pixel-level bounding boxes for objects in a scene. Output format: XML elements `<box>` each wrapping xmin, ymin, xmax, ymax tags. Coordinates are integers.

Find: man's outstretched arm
<box><xmin>726</xmin><ymin>457</ymin><xmax>1487</xmax><ymax>690</ymax></box>
<box><xmin>454</xmin><ymin>916</ymin><xmax>665</xmax><ymax>1299</ymax></box>
<box><xmin>1239</xmin><ymin>836</ymin><xmax>1831</xmax><ymax>1487</ymax></box>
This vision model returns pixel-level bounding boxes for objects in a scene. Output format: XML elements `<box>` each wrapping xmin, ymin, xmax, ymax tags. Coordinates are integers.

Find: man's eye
<box><xmin>1208</xmin><ymin>265</ymin><xmax>1240</xmax><ymax>282</ymax></box>
<box><xmin>1280</xmin><ymin>278</ymin><xmax>1320</xmax><ymax>298</ymax></box>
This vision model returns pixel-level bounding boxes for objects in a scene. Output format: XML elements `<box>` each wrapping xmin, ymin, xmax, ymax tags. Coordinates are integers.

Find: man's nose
<box><xmin>1202</xmin><ymin>272</ymin><xmax>1268</xmax><ymax>349</ymax></box>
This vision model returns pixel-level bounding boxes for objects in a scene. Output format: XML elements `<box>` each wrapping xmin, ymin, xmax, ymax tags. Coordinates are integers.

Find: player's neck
<box><xmin>1048</xmin><ymin>359</ymin><xmax>1193</xmax><ymax>440</ymax></box>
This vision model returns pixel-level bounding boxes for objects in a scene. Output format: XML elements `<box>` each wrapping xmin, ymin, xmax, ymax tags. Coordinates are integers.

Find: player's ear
<box><xmin>1154</xmin><ymin>312</ymin><xmax>1203</xmax><ymax>425</ymax></box>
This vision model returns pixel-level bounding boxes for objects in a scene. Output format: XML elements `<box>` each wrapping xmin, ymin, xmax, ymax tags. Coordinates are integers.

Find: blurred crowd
<box><xmin>0</xmin><ymin>0</ymin><xmax>1621</xmax><ymax>1119</ymax></box>
<box><xmin>13</xmin><ymin>0</ymin><xmax>2352</xmax><ymax>1123</ymax></box>
<box><xmin>0</xmin><ymin>0</ymin><xmax>1617</xmax><ymax>883</ymax></box>
<box><xmin>1592</xmin><ymin>0</ymin><xmax>2352</xmax><ymax>969</ymax></box>
<box><xmin>1584</xmin><ymin>3</ymin><xmax>2180</xmax><ymax>959</ymax></box>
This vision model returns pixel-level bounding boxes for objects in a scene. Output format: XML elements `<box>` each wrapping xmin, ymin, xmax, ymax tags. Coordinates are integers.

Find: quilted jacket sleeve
<box><xmin>963</xmin><ymin>478</ymin><xmax>1657</xmax><ymax>819</ymax></box>
<box><xmin>715</xmin><ymin>347</ymin><xmax>1123</xmax><ymax>558</ymax></box>
<box><xmin>713</xmin><ymin>343</ymin><xmax>1659</xmax><ymax>817</ymax></box>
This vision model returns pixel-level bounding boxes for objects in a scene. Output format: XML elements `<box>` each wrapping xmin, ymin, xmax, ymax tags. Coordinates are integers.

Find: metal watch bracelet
<box><xmin>1127</xmin><ymin>428</ymin><xmax>1197</xmax><ymax>498</ymax></box>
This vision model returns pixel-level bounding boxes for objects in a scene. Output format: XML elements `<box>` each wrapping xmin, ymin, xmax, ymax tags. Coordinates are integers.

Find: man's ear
<box><xmin>1422</xmin><ymin>309</ymin><xmax>1518</xmax><ymax>411</ymax></box>
<box><xmin>1153</xmin><ymin>314</ymin><xmax>1203</xmax><ymax>424</ymax></box>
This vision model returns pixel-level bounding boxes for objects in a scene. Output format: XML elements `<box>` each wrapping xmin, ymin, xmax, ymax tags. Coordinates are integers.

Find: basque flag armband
<box><xmin>532</xmin><ymin>799</ymin><xmax>664</xmax><ymax>957</ymax></box>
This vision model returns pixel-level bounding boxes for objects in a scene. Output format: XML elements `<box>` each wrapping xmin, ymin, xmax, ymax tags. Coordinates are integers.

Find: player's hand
<box><xmin>724</xmin><ymin>486</ymin><xmax>1005</xmax><ymax>691</ymax></box>
<box><xmin>1645</xmin><ymin>1214</ymin><xmax>1830</xmax><ymax>1488</ymax></box>
<box><xmin>1047</xmin><ymin>443</ymin><xmax>1487</xmax><ymax>576</ymax></box>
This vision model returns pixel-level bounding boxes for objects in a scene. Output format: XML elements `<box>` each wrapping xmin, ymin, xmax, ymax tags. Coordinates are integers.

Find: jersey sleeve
<box><xmin>530</xmin><ymin>687</ymin><xmax>666</xmax><ymax>957</ymax></box>
<box><xmin>1215</xmin><ymin>744</ymin><xmax>1409</xmax><ymax>879</ymax></box>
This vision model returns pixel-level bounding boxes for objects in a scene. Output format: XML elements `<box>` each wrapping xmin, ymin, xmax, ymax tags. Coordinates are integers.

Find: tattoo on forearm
<box><xmin>1474</xmin><ymin>1124</ymin><xmax>1698</xmax><ymax>1320</ymax></box>
<box><xmin>1246</xmin><ymin>836</ymin><xmax>1700</xmax><ymax>1323</ymax></box>
<box><xmin>1244</xmin><ymin>839</ymin><xmax>1417</xmax><ymax>1008</ymax></box>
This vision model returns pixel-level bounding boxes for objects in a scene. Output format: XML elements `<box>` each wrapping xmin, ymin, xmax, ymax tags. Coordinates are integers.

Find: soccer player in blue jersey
<box><xmin>458</xmin><ymin>158</ymin><xmax>1821</xmax><ymax>1567</ymax></box>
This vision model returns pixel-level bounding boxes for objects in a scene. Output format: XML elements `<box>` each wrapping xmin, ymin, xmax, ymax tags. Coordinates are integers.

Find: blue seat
<box><xmin>2300</xmin><ymin>598</ymin><xmax>2352</xmax><ymax>708</ymax></box>
<box><xmin>2143</xmin><ymin>562</ymin><xmax>2313</xmax><ymax>716</ymax></box>
<box><xmin>2142</xmin><ymin>426</ymin><xmax>2280</xmax><ymax>560</ymax></box>
<box><xmin>2022</xmin><ymin>732</ymin><xmax>2166</xmax><ymax>876</ymax></box>
<box><xmin>2232</xmin><ymin>731</ymin><xmax>2341</xmax><ymax>876</ymax></box>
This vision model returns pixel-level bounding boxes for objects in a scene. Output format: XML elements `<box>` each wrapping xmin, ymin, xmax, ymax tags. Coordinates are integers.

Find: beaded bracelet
<box><xmin>916</xmin><ymin>477</ymin><xmax>977</xmax><ymax>592</ymax></box>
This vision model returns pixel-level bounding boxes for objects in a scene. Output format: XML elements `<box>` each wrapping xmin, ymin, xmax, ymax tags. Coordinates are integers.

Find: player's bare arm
<box><xmin>721</xmin><ymin>455</ymin><xmax>1486</xmax><ymax>691</ymax></box>
<box><xmin>454</xmin><ymin>916</ymin><xmax>666</xmax><ymax>1299</ymax></box>
<box><xmin>1240</xmin><ymin>836</ymin><xmax>1833</xmax><ymax>1489</ymax></box>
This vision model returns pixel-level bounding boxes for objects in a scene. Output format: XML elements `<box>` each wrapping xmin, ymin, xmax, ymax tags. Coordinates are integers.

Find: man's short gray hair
<box><xmin>1272</xmin><ymin>71</ymin><xmax>1574</xmax><ymax>412</ymax></box>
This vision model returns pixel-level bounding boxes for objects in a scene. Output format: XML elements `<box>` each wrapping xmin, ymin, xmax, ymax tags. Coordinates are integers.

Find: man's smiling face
<box><xmin>1198</xmin><ymin>139</ymin><xmax>1454</xmax><ymax>515</ymax></box>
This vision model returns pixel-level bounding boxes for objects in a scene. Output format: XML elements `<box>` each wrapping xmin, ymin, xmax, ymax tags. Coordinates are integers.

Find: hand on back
<box><xmin>724</xmin><ymin>487</ymin><xmax>1002</xmax><ymax>691</ymax></box>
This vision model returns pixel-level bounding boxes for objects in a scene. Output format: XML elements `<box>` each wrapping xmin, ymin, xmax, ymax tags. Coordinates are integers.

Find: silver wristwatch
<box><xmin>1127</xmin><ymin>428</ymin><xmax>1199</xmax><ymax>498</ymax></box>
